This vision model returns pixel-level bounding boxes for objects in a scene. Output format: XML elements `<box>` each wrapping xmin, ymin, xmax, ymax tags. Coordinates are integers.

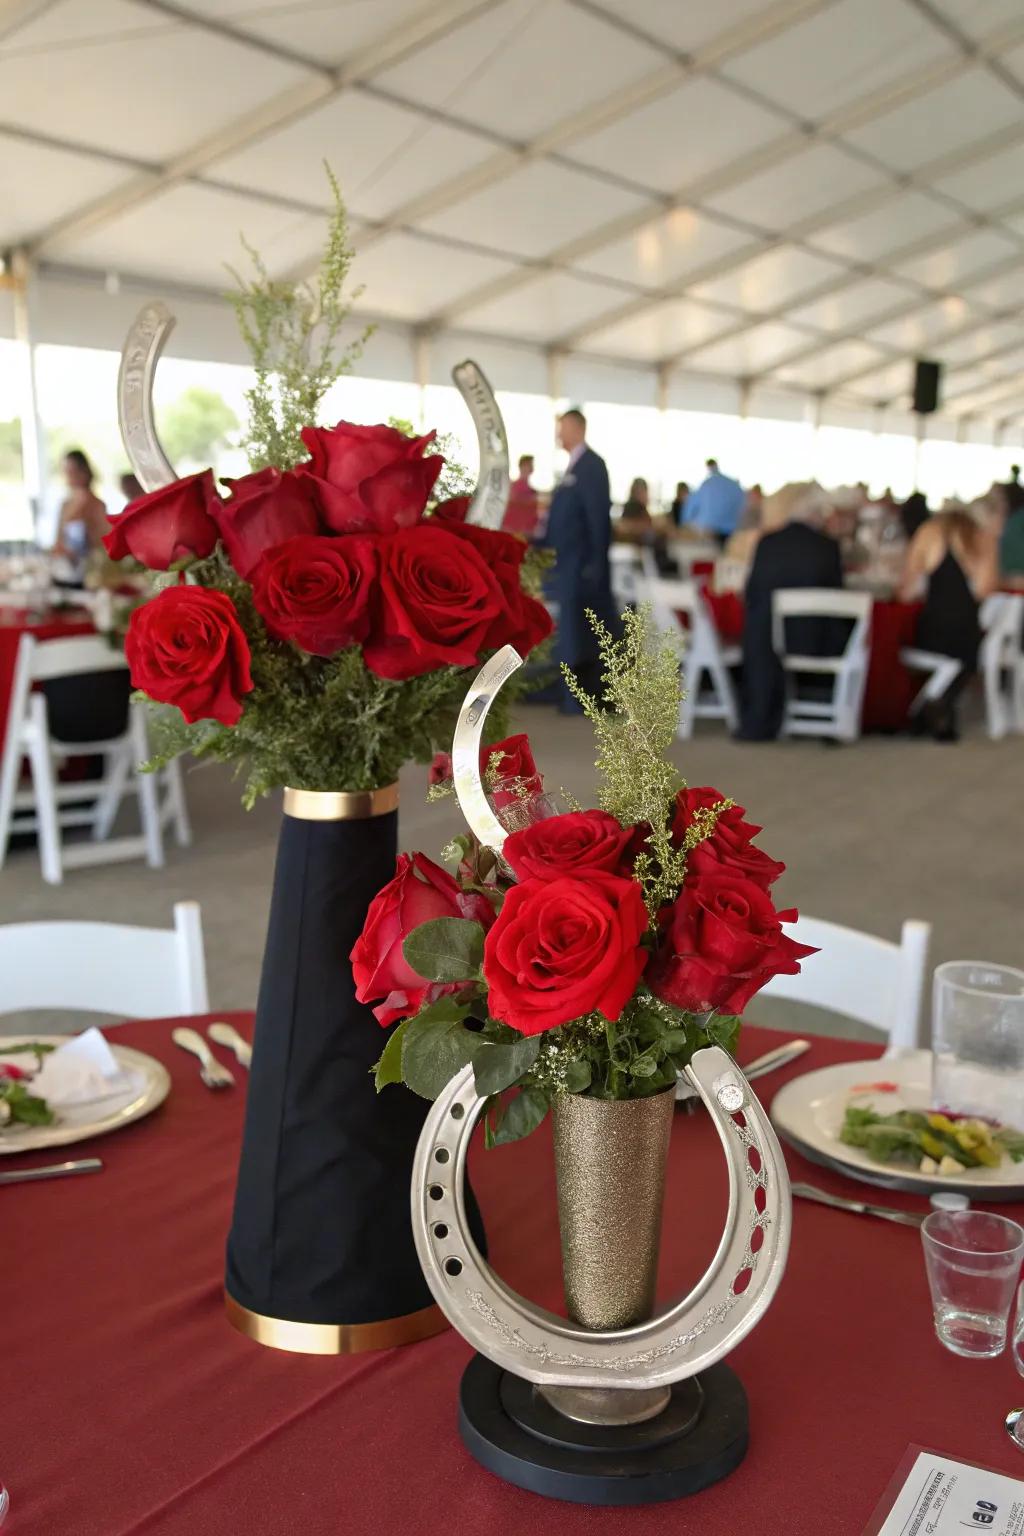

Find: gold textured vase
<box><xmin>545</xmin><ymin>1085</ymin><xmax>677</xmax><ymax>1425</ymax></box>
<box><xmin>551</xmin><ymin>1086</ymin><xmax>676</xmax><ymax>1332</ymax></box>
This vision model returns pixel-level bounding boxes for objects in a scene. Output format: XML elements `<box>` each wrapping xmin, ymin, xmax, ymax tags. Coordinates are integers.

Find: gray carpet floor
<box><xmin>1</xmin><ymin>701</ymin><xmax>1020</xmax><ymax>1041</ymax></box>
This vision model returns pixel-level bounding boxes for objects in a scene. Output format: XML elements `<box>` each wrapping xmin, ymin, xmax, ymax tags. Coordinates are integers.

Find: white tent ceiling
<box><xmin>3</xmin><ymin>0</ymin><xmax>1024</xmax><ymax>427</ymax></box>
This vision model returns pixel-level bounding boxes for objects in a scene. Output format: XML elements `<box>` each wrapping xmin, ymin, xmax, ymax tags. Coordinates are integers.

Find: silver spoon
<box><xmin>1006</xmin><ymin>1408</ymin><xmax>1024</xmax><ymax>1452</ymax></box>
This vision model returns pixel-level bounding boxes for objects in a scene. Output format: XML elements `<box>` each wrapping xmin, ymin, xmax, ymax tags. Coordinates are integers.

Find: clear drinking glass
<box><xmin>1013</xmin><ymin>1281</ymin><xmax>1024</xmax><ymax>1378</ymax></box>
<box><xmin>921</xmin><ymin>1210</ymin><xmax>1024</xmax><ymax>1357</ymax></box>
<box><xmin>932</xmin><ymin>961</ymin><xmax>1024</xmax><ymax>1124</ymax></box>
<box><xmin>0</xmin><ymin>1482</ymin><xmax>8</xmax><ymax>1525</ymax></box>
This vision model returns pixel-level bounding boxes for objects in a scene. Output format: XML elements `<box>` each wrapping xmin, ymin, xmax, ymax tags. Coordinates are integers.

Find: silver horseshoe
<box><xmin>451</xmin><ymin>360</ymin><xmax>510</xmax><ymax>530</ymax></box>
<box><xmin>117</xmin><ymin>301</ymin><xmax>180</xmax><ymax>492</ymax></box>
<box><xmin>411</xmin><ymin>1046</ymin><xmax>791</xmax><ymax>1390</ymax></box>
<box><xmin>451</xmin><ymin>644</ymin><xmax>524</xmax><ymax>854</ymax></box>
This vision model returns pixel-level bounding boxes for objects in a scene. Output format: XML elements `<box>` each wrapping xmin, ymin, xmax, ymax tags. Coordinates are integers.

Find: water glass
<box><xmin>0</xmin><ymin>1482</ymin><xmax>7</xmax><ymax>1525</ymax></box>
<box><xmin>1013</xmin><ymin>1281</ymin><xmax>1024</xmax><ymax>1378</ymax></box>
<box><xmin>922</xmin><ymin>1209</ymin><xmax>1024</xmax><ymax>1357</ymax></box>
<box><xmin>932</xmin><ymin>961</ymin><xmax>1024</xmax><ymax>1124</ymax></box>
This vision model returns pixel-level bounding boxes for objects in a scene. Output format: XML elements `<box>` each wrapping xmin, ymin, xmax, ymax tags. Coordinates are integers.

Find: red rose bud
<box><xmin>648</xmin><ymin>871</ymin><xmax>816</xmax><ymax>1017</ymax></box>
<box><xmin>482</xmin><ymin>733</ymin><xmax>542</xmax><ymax>810</ymax></box>
<box><xmin>214</xmin><ymin>467</ymin><xmax>319</xmax><ymax>578</ymax></box>
<box><xmin>483</xmin><ymin>873</ymin><xmax>649</xmax><ymax>1036</ymax></box>
<box><xmin>363</xmin><ymin>524</ymin><xmax>506</xmax><ymax>681</ymax></box>
<box><xmin>103</xmin><ymin>470</ymin><xmax>220</xmax><ymax>570</ymax></box>
<box><xmin>351</xmin><ymin>852</ymin><xmax>493</xmax><ymax>1028</ymax></box>
<box><xmin>250</xmin><ymin>534</ymin><xmax>377</xmax><ymax>657</ymax></box>
<box><xmin>297</xmin><ymin>421</ymin><xmax>443</xmax><ymax>534</ymax></box>
<box><xmin>125</xmin><ymin>585</ymin><xmax>254</xmax><ymax>728</ymax></box>
<box><xmin>432</xmin><ymin>496</ymin><xmax>471</xmax><ymax>522</ymax></box>
<box><xmin>672</xmin><ymin>785</ymin><xmax>785</xmax><ymax>890</ymax></box>
<box><xmin>504</xmin><ymin>809</ymin><xmax>637</xmax><ymax>881</ymax></box>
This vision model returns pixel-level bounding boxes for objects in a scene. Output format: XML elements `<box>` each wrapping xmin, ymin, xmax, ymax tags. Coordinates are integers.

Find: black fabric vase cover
<box><xmin>226</xmin><ymin>802</ymin><xmax>485</xmax><ymax>1332</ymax></box>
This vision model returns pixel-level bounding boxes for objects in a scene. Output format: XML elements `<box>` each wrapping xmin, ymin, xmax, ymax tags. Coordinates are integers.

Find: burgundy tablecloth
<box><xmin>702</xmin><ymin>591</ymin><xmax>925</xmax><ymax>731</ymax></box>
<box><xmin>0</xmin><ymin>609</ymin><xmax>95</xmax><ymax>744</ymax></box>
<box><xmin>4</xmin><ymin>1017</ymin><xmax>1022</xmax><ymax>1535</ymax></box>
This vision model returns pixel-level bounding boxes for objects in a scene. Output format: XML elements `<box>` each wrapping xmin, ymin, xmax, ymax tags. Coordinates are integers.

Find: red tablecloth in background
<box><xmin>0</xmin><ymin>608</ymin><xmax>95</xmax><ymax>743</ymax></box>
<box><xmin>702</xmin><ymin>590</ymin><xmax>925</xmax><ymax>731</ymax></box>
<box><xmin>4</xmin><ymin>1016</ymin><xmax>1022</xmax><ymax>1535</ymax></box>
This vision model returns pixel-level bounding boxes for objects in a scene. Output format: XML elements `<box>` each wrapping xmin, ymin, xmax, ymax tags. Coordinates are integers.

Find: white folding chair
<box><xmin>979</xmin><ymin>592</ymin><xmax>1024</xmax><ymax>740</ymax></box>
<box><xmin>771</xmin><ymin>588</ymin><xmax>871</xmax><ymax>743</ymax></box>
<box><xmin>0</xmin><ymin>632</ymin><xmax>189</xmax><ymax>885</ymax></box>
<box><xmin>761</xmin><ymin>916</ymin><xmax>932</xmax><ymax>1052</ymax></box>
<box><xmin>0</xmin><ymin>901</ymin><xmax>209</xmax><ymax>1018</ymax></box>
<box><xmin>609</xmin><ymin>544</ymin><xmax>643</xmax><ymax>610</ymax></box>
<box><xmin>646</xmin><ymin>574</ymin><xmax>740</xmax><ymax>738</ymax></box>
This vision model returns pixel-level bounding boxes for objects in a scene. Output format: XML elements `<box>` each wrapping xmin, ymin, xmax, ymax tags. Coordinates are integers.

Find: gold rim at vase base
<box><xmin>282</xmin><ymin>783</ymin><xmax>399</xmax><ymax>821</ymax></box>
<box><xmin>224</xmin><ymin>1291</ymin><xmax>447</xmax><ymax>1355</ymax></box>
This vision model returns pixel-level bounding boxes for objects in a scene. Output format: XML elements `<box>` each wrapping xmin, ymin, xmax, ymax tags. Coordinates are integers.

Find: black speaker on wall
<box><xmin>913</xmin><ymin>358</ymin><xmax>942</xmax><ymax>415</ymax></box>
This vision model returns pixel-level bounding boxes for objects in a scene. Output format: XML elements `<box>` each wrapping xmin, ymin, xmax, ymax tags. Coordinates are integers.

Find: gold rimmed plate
<box><xmin>0</xmin><ymin>1037</ymin><xmax>170</xmax><ymax>1154</ymax></box>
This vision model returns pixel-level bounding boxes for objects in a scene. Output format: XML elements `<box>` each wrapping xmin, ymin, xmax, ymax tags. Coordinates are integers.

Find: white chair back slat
<box><xmin>761</xmin><ymin>916</ymin><xmax>931</xmax><ymax>1050</ymax></box>
<box><xmin>0</xmin><ymin>902</ymin><xmax>209</xmax><ymax>1018</ymax></box>
<box><xmin>26</xmin><ymin>634</ymin><xmax>129</xmax><ymax>682</ymax></box>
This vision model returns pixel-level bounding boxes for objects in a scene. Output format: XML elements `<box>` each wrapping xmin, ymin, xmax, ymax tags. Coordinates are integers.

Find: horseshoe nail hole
<box><xmin>450</xmin><ymin>1103</ymin><xmax>465</xmax><ymax>1120</ymax></box>
<box><xmin>428</xmin><ymin>1185</ymin><xmax>444</xmax><ymax>1202</ymax></box>
<box><xmin>747</xmin><ymin>1146</ymin><xmax>762</xmax><ymax>1175</ymax></box>
<box><xmin>754</xmin><ymin>1185</ymin><xmax>767</xmax><ymax>1214</ymax></box>
<box><xmin>434</xmin><ymin>1148</ymin><xmax>450</xmax><ymax>1164</ymax></box>
<box><xmin>733</xmin><ymin>1267</ymin><xmax>753</xmax><ymax>1295</ymax></box>
<box><xmin>750</xmin><ymin>1226</ymin><xmax>765</xmax><ymax>1254</ymax></box>
<box><xmin>444</xmin><ymin>1257</ymin><xmax>463</xmax><ymax>1278</ymax></box>
<box><xmin>432</xmin><ymin>1223</ymin><xmax>449</xmax><ymax>1240</ymax></box>
<box><xmin>732</xmin><ymin>1110</ymin><xmax>747</xmax><ymax>1129</ymax></box>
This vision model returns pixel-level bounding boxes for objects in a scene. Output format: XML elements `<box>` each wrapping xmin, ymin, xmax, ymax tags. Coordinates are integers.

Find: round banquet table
<box><xmin>702</xmin><ymin>590</ymin><xmax>924</xmax><ymax>732</ymax></box>
<box><xmin>3</xmin><ymin>1016</ymin><xmax>1022</xmax><ymax>1535</ymax></box>
<box><xmin>0</xmin><ymin>606</ymin><xmax>96</xmax><ymax>744</ymax></box>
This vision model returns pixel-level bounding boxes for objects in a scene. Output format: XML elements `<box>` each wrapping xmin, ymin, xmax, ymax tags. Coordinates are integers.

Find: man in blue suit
<box><xmin>542</xmin><ymin>409</ymin><xmax>618</xmax><ymax>711</ymax></box>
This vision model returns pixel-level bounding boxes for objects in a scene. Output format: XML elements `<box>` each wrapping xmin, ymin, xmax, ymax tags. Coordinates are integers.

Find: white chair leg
<box><xmin>0</xmin><ymin>730</ymin><xmax>22</xmax><ymax>871</ymax></box>
<box><xmin>163</xmin><ymin>759</ymin><xmax>191</xmax><ymax>847</ymax></box>
<box><xmin>706</xmin><ymin>652</ymin><xmax>738</xmax><ymax>730</ymax></box>
<box><xmin>131</xmin><ymin>709</ymin><xmax>164</xmax><ymax>870</ymax></box>
<box><xmin>26</xmin><ymin>710</ymin><xmax>62</xmax><ymax>885</ymax></box>
<box><xmin>92</xmin><ymin>747</ymin><xmax>131</xmax><ymax>841</ymax></box>
<box><xmin>677</xmin><ymin>664</ymin><xmax>696</xmax><ymax>739</ymax></box>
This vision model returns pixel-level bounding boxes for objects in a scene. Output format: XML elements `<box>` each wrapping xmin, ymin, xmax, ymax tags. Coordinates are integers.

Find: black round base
<box><xmin>459</xmin><ymin>1356</ymin><xmax>748</xmax><ymax>1506</ymax></box>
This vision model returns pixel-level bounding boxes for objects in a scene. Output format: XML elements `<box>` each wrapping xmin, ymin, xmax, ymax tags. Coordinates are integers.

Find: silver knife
<box><xmin>677</xmin><ymin>1038</ymin><xmax>811</xmax><ymax>1101</ymax></box>
<box><xmin>0</xmin><ymin>1158</ymin><xmax>103</xmax><ymax>1185</ymax></box>
<box><xmin>792</xmin><ymin>1181</ymin><xmax>924</xmax><ymax>1227</ymax></box>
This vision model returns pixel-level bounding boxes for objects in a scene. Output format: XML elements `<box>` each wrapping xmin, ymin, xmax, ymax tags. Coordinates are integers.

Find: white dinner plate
<box><xmin>0</xmin><ymin>1037</ymin><xmax>170</xmax><ymax>1154</ymax></box>
<box><xmin>771</xmin><ymin>1050</ymin><xmax>1024</xmax><ymax>1201</ymax></box>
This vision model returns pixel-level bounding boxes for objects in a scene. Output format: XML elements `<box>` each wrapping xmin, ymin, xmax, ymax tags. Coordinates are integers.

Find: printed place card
<box><xmin>865</xmin><ymin>1448</ymin><xmax>1024</xmax><ymax>1535</ymax></box>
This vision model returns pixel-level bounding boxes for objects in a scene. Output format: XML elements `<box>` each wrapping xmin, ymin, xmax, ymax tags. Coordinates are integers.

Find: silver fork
<box><xmin>172</xmin><ymin>1027</ymin><xmax>235</xmax><ymax>1089</ymax></box>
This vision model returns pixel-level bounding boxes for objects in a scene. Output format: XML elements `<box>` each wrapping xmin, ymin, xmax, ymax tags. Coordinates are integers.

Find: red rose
<box><xmin>125</xmin><ymin>585</ymin><xmax>254</xmax><ymax>727</ymax></box>
<box><xmin>432</xmin><ymin>496</ymin><xmax>470</xmax><ymax>522</ymax></box>
<box><xmin>673</xmin><ymin>786</ymin><xmax>785</xmax><ymax>890</ymax></box>
<box><xmin>104</xmin><ymin>471</ymin><xmax>220</xmax><ymax>570</ymax></box>
<box><xmin>430</xmin><ymin>733</ymin><xmax>542</xmax><ymax>809</ymax></box>
<box><xmin>351</xmin><ymin>852</ymin><xmax>493</xmax><ymax>1027</ymax></box>
<box><xmin>648</xmin><ymin>871</ymin><xmax>816</xmax><ymax>1016</ymax></box>
<box><xmin>362</xmin><ymin>524</ymin><xmax>506</xmax><ymax>680</ymax></box>
<box><xmin>250</xmin><ymin>534</ymin><xmax>377</xmax><ymax>656</ymax></box>
<box><xmin>214</xmin><ymin>467</ymin><xmax>319</xmax><ymax>578</ymax></box>
<box><xmin>0</xmin><ymin>1063</ymin><xmax>27</xmax><ymax>1080</ymax></box>
<box><xmin>298</xmin><ymin>421</ymin><xmax>443</xmax><ymax>534</ymax></box>
<box><xmin>437</xmin><ymin>518</ymin><xmax>553</xmax><ymax>657</ymax></box>
<box><xmin>504</xmin><ymin>809</ymin><xmax>637</xmax><ymax>881</ymax></box>
<box><xmin>483</xmin><ymin>873</ymin><xmax>649</xmax><ymax>1036</ymax></box>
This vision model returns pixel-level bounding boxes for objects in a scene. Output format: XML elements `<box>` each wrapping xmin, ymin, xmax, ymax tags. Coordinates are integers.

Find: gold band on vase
<box><xmin>224</xmin><ymin>1292</ymin><xmax>448</xmax><ymax>1355</ymax></box>
<box><xmin>282</xmin><ymin>783</ymin><xmax>400</xmax><ymax>821</ymax></box>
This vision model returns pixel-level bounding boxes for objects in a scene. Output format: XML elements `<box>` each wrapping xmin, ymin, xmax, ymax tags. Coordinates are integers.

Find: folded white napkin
<box><xmin>4</xmin><ymin>1028</ymin><xmax>143</xmax><ymax>1108</ymax></box>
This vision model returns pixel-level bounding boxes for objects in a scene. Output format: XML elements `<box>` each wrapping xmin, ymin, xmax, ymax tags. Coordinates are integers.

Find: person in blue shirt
<box><xmin>683</xmin><ymin>458</ymin><xmax>745</xmax><ymax>543</ymax></box>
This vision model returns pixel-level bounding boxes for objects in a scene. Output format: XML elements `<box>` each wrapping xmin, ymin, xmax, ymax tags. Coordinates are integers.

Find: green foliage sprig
<box><xmin>228</xmin><ymin>165</ymin><xmax>372</xmax><ymax>471</ymax></box>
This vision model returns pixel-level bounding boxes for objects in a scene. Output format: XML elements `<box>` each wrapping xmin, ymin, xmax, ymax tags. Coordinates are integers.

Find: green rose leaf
<box><xmin>402</xmin><ymin>917</ymin><xmax>485</xmax><ymax>983</ymax></box>
<box><xmin>471</xmin><ymin>1035</ymin><xmax>541</xmax><ymax>1096</ymax></box>
<box><xmin>562</xmin><ymin>1059</ymin><xmax>592</xmax><ymax>1093</ymax></box>
<box><xmin>373</xmin><ymin>1018</ymin><xmax>409</xmax><ymax>1091</ymax></box>
<box><xmin>629</xmin><ymin>1052</ymin><xmax>658</xmax><ymax>1077</ymax></box>
<box><xmin>489</xmin><ymin>1085</ymin><xmax>549</xmax><ymax>1146</ymax></box>
<box><xmin>402</xmin><ymin>1013</ymin><xmax>478</xmax><ymax>1100</ymax></box>
<box><xmin>706</xmin><ymin>1014</ymin><xmax>741</xmax><ymax>1055</ymax></box>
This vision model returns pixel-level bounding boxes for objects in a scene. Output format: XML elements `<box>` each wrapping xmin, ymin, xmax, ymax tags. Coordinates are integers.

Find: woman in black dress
<box><xmin>899</xmin><ymin>509</ymin><xmax>998</xmax><ymax>740</ymax></box>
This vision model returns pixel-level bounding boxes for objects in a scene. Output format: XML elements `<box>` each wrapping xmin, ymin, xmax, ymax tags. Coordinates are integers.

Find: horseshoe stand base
<box><xmin>459</xmin><ymin>1356</ymin><xmax>748</xmax><ymax>1506</ymax></box>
